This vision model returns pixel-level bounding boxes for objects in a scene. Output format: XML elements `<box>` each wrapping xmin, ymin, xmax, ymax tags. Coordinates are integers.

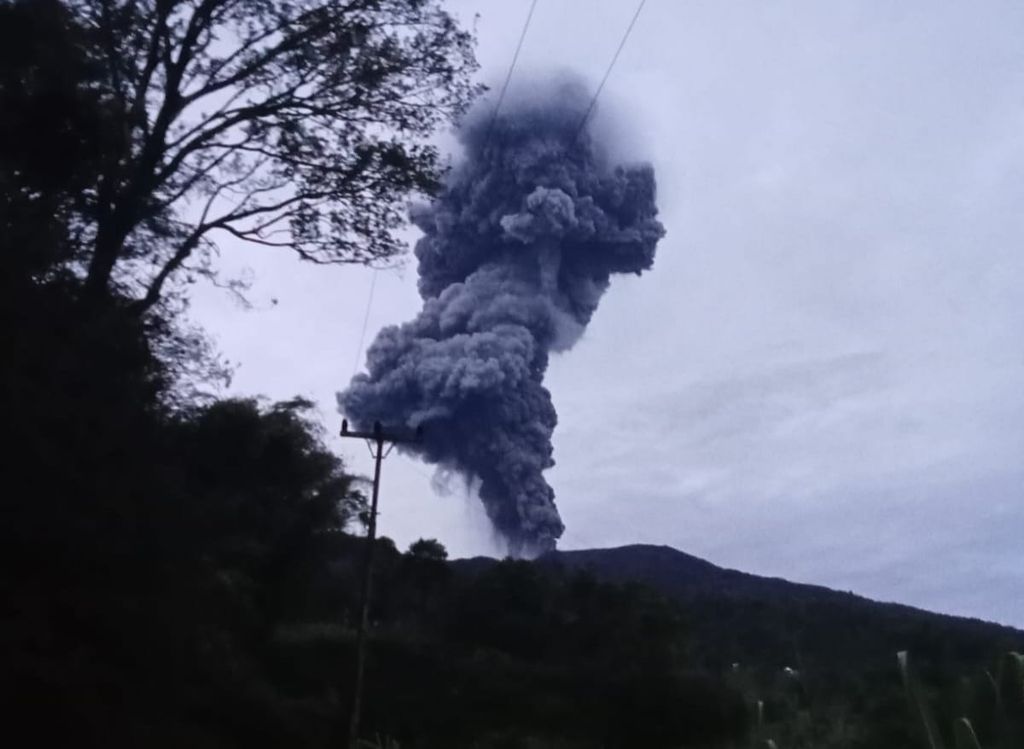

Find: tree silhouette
<box><xmin>0</xmin><ymin>0</ymin><xmax>111</xmax><ymax>281</ymax></box>
<box><xmin>408</xmin><ymin>538</ymin><xmax>448</xmax><ymax>562</ymax></box>
<box><xmin>28</xmin><ymin>0</ymin><xmax>479</xmax><ymax>310</ymax></box>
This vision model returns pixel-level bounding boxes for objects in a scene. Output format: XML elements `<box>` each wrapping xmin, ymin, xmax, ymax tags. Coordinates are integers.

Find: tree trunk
<box><xmin>84</xmin><ymin>218</ymin><xmax>126</xmax><ymax>302</ymax></box>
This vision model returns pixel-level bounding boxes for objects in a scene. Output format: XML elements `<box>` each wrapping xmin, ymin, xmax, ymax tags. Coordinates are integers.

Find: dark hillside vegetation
<box><xmin>539</xmin><ymin>545</ymin><xmax>1024</xmax><ymax>673</ymax></box>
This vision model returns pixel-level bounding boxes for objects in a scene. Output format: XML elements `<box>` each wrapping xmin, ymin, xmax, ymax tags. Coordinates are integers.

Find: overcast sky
<box><xmin>189</xmin><ymin>0</ymin><xmax>1024</xmax><ymax>627</ymax></box>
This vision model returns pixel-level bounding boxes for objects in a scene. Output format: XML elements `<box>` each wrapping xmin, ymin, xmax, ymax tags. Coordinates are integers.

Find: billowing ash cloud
<box><xmin>338</xmin><ymin>75</ymin><xmax>665</xmax><ymax>554</ymax></box>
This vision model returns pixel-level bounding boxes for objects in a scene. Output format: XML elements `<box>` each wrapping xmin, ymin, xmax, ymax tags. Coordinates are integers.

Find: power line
<box><xmin>574</xmin><ymin>0</ymin><xmax>649</xmax><ymax>142</ymax></box>
<box><xmin>350</xmin><ymin>2</ymin><xmax>540</xmax><ymax>376</ymax></box>
<box><xmin>350</xmin><ymin>267</ymin><xmax>378</xmax><ymax>378</ymax></box>
<box><xmin>482</xmin><ymin>0</ymin><xmax>540</xmax><ymax>152</ymax></box>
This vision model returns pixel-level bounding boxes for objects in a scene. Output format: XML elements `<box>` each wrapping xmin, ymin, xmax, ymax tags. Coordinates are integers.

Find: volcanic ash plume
<box><xmin>338</xmin><ymin>77</ymin><xmax>665</xmax><ymax>554</ymax></box>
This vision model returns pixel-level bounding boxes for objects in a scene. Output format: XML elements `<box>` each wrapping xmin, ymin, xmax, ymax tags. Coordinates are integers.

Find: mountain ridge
<box><xmin>540</xmin><ymin>543</ymin><xmax>1023</xmax><ymax>631</ymax></box>
<box><xmin>451</xmin><ymin>542</ymin><xmax>1024</xmax><ymax>669</ymax></box>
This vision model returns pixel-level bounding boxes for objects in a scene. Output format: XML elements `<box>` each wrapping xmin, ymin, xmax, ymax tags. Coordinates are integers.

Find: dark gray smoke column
<box><xmin>339</xmin><ymin>76</ymin><xmax>665</xmax><ymax>554</ymax></box>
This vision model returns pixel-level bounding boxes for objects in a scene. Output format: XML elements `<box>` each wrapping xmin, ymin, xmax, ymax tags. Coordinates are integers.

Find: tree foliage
<box><xmin>5</xmin><ymin>0</ymin><xmax>479</xmax><ymax>310</ymax></box>
<box><xmin>2</xmin><ymin>320</ymin><xmax>368</xmax><ymax>746</ymax></box>
<box><xmin>0</xmin><ymin>0</ymin><xmax>109</xmax><ymax>281</ymax></box>
<box><xmin>408</xmin><ymin>537</ymin><xmax>448</xmax><ymax>561</ymax></box>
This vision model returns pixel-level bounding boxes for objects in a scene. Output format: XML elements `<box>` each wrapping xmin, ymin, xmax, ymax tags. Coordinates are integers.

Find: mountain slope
<box><xmin>454</xmin><ymin>543</ymin><xmax>1024</xmax><ymax>676</ymax></box>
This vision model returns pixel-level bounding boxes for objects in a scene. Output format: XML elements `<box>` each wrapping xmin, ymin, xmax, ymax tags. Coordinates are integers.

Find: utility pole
<box><xmin>340</xmin><ymin>419</ymin><xmax>421</xmax><ymax>749</ymax></box>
